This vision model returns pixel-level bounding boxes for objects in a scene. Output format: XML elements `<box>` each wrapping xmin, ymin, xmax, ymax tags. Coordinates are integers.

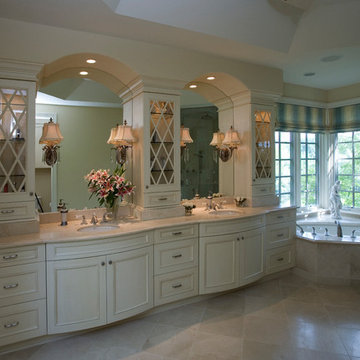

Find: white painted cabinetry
<box><xmin>46</xmin><ymin>232</ymin><xmax>153</xmax><ymax>334</ymax></box>
<box><xmin>153</xmin><ymin>224</ymin><xmax>198</xmax><ymax>306</ymax></box>
<box><xmin>0</xmin><ymin>245</ymin><xmax>46</xmax><ymax>347</ymax></box>
<box><xmin>199</xmin><ymin>216</ymin><xmax>265</xmax><ymax>294</ymax></box>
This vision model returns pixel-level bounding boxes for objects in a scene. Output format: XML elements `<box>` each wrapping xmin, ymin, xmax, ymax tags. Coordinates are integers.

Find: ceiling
<box><xmin>1</xmin><ymin>0</ymin><xmax>360</xmax><ymax>102</ymax></box>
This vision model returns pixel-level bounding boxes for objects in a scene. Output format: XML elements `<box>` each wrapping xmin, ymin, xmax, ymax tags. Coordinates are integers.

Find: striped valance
<box><xmin>328</xmin><ymin>104</ymin><xmax>360</xmax><ymax>132</ymax></box>
<box><xmin>276</xmin><ymin>103</ymin><xmax>327</xmax><ymax>132</ymax></box>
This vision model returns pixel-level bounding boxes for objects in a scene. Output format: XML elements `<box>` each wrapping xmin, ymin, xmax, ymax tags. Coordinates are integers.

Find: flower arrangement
<box><xmin>84</xmin><ymin>166</ymin><xmax>135</xmax><ymax>209</ymax></box>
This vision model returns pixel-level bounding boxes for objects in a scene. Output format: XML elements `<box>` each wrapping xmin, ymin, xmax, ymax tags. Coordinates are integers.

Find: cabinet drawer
<box><xmin>0</xmin><ymin>245</ymin><xmax>45</xmax><ymax>267</ymax></box>
<box><xmin>266</xmin><ymin>245</ymin><xmax>295</xmax><ymax>274</ymax></box>
<box><xmin>0</xmin><ymin>201</ymin><xmax>34</xmax><ymax>221</ymax></box>
<box><xmin>154</xmin><ymin>238</ymin><xmax>198</xmax><ymax>275</ymax></box>
<box><xmin>0</xmin><ymin>299</ymin><xmax>46</xmax><ymax>347</ymax></box>
<box><xmin>46</xmin><ymin>231</ymin><xmax>153</xmax><ymax>260</ymax></box>
<box><xmin>199</xmin><ymin>215</ymin><xmax>265</xmax><ymax>237</ymax></box>
<box><xmin>252</xmin><ymin>184</ymin><xmax>274</xmax><ymax>196</ymax></box>
<box><xmin>266</xmin><ymin>209</ymin><xmax>296</xmax><ymax>225</ymax></box>
<box><xmin>154</xmin><ymin>224</ymin><xmax>198</xmax><ymax>244</ymax></box>
<box><xmin>266</xmin><ymin>222</ymin><xmax>295</xmax><ymax>249</ymax></box>
<box><xmin>154</xmin><ymin>268</ymin><xmax>198</xmax><ymax>306</ymax></box>
<box><xmin>144</xmin><ymin>191</ymin><xmax>180</xmax><ymax>208</ymax></box>
<box><xmin>0</xmin><ymin>262</ymin><xmax>46</xmax><ymax>307</ymax></box>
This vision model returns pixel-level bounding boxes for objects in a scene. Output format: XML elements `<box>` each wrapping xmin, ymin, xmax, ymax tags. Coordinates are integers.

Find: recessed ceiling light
<box><xmin>321</xmin><ymin>55</ymin><xmax>342</xmax><ymax>63</ymax></box>
<box><xmin>304</xmin><ymin>72</ymin><xmax>315</xmax><ymax>77</ymax></box>
<box><xmin>86</xmin><ymin>59</ymin><xmax>96</xmax><ymax>64</ymax></box>
<box><xmin>206</xmin><ymin>76</ymin><xmax>216</xmax><ymax>80</ymax></box>
<box><xmin>189</xmin><ymin>84</ymin><xmax>197</xmax><ymax>88</ymax></box>
<box><xmin>79</xmin><ymin>71</ymin><xmax>88</xmax><ymax>76</ymax></box>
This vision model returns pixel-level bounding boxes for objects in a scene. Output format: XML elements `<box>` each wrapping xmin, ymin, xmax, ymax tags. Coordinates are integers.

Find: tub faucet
<box><xmin>90</xmin><ymin>213</ymin><xmax>98</xmax><ymax>225</ymax></box>
<box><xmin>324</xmin><ymin>228</ymin><xmax>329</xmax><ymax>236</ymax></box>
<box><xmin>311</xmin><ymin>227</ymin><xmax>317</xmax><ymax>236</ymax></box>
<box><xmin>351</xmin><ymin>230</ymin><xmax>358</xmax><ymax>239</ymax></box>
<box><xmin>296</xmin><ymin>224</ymin><xmax>304</xmax><ymax>235</ymax></box>
<box><xmin>335</xmin><ymin>221</ymin><xmax>343</xmax><ymax>238</ymax></box>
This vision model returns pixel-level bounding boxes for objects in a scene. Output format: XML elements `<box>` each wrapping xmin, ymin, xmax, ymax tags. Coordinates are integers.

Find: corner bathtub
<box><xmin>295</xmin><ymin>212</ymin><xmax>360</xmax><ymax>284</ymax></box>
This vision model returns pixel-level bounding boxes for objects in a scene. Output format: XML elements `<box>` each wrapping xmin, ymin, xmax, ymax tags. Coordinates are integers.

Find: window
<box><xmin>275</xmin><ymin>132</ymin><xmax>293</xmax><ymax>206</ymax></box>
<box><xmin>275</xmin><ymin>131</ymin><xmax>319</xmax><ymax>208</ymax></box>
<box><xmin>335</xmin><ymin>131</ymin><xmax>360</xmax><ymax>208</ymax></box>
<box><xmin>300</xmin><ymin>133</ymin><xmax>319</xmax><ymax>207</ymax></box>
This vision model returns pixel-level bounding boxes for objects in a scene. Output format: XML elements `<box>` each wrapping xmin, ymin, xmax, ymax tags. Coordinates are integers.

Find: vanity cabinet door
<box><xmin>199</xmin><ymin>234</ymin><xmax>239</xmax><ymax>294</ymax></box>
<box><xmin>239</xmin><ymin>227</ymin><xmax>265</xmax><ymax>286</ymax></box>
<box><xmin>107</xmin><ymin>246</ymin><xmax>153</xmax><ymax>323</ymax></box>
<box><xmin>47</xmin><ymin>256</ymin><xmax>107</xmax><ymax>334</ymax></box>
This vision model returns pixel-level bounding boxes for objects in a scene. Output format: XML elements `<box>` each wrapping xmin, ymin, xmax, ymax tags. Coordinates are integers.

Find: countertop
<box><xmin>0</xmin><ymin>206</ymin><xmax>295</xmax><ymax>248</ymax></box>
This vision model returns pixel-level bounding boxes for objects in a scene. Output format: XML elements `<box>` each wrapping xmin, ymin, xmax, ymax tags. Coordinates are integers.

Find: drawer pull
<box><xmin>1</xmin><ymin>209</ymin><xmax>15</xmax><ymax>214</ymax></box>
<box><xmin>172</xmin><ymin>254</ymin><xmax>182</xmax><ymax>259</ymax></box>
<box><xmin>3</xmin><ymin>283</ymin><xmax>19</xmax><ymax>289</ymax></box>
<box><xmin>277</xmin><ymin>257</ymin><xmax>284</xmax><ymax>262</ymax></box>
<box><xmin>4</xmin><ymin>321</ymin><xmax>19</xmax><ymax>329</ymax></box>
<box><xmin>158</xmin><ymin>197</ymin><xmax>168</xmax><ymax>201</ymax></box>
<box><xmin>260</xmin><ymin>188</ymin><xmax>266</xmax><ymax>192</ymax></box>
<box><xmin>172</xmin><ymin>231</ymin><xmax>183</xmax><ymax>236</ymax></box>
<box><xmin>277</xmin><ymin>215</ymin><xmax>284</xmax><ymax>219</ymax></box>
<box><xmin>277</xmin><ymin>233</ymin><xmax>284</xmax><ymax>237</ymax></box>
<box><xmin>2</xmin><ymin>254</ymin><xmax>18</xmax><ymax>260</ymax></box>
<box><xmin>172</xmin><ymin>283</ymin><xmax>182</xmax><ymax>289</ymax></box>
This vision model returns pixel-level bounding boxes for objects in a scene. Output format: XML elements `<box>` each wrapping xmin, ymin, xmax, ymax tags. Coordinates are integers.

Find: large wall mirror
<box><xmin>35</xmin><ymin>83</ymin><xmax>219</xmax><ymax>212</ymax></box>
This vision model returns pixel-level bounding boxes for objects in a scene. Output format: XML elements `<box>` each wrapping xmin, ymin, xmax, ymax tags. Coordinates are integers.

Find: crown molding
<box><xmin>0</xmin><ymin>58</ymin><xmax>43</xmax><ymax>82</ymax></box>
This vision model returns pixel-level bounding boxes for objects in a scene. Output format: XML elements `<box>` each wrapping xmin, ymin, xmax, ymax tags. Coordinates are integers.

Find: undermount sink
<box><xmin>77</xmin><ymin>224</ymin><xmax>120</xmax><ymax>233</ymax></box>
<box><xmin>208</xmin><ymin>209</ymin><xmax>242</xmax><ymax>216</ymax></box>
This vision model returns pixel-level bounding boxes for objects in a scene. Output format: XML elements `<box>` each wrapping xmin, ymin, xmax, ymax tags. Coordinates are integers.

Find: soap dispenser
<box><xmin>58</xmin><ymin>199</ymin><xmax>68</xmax><ymax>226</ymax></box>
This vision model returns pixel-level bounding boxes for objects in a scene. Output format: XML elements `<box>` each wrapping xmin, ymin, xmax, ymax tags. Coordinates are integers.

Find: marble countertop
<box><xmin>0</xmin><ymin>205</ymin><xmax>295</xmax><ymax>248</ymax></box>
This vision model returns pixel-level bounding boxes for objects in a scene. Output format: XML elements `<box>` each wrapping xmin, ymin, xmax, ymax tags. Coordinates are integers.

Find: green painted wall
<box><xmin>36</xmin><ymin>104</ymin><xmax>123</xmax><ymax>210</ymax></box>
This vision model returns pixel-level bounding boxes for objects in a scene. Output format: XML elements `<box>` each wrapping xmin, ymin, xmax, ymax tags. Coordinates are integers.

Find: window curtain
<box><xmin>276</xmin><ymin>103</ymin><xmax>327</xmax><ymax>133</ymax></box>
<box><xmin>328</xmin><ymin>104</ymin><xmax>360</xmax><ymax>132</ymax></box>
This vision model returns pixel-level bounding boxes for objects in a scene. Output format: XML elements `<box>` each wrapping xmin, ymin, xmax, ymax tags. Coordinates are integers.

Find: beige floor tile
<box><xmin>242</xmin><ymin>339</ymin><xmax>350</xmax><ymax>360</ymax></box>
<box><xmin>288</xmin><ymin>321</ymin><xmax>347</xmax><ymax>355</ymax></box>
<box><xmin>205</xmin><ymin>293</ymin><xmax>245</xmax><ymax>314</ymax></box>
<box><xmin>143</xmin><ymin>304</ymin><xmax>205</xmax><ymax>329</ymax></box>
<box><xmin>337</xmin><ymin>328</ymin><xmax>360</xmax><ymax>357</ymax></box>
<box><xmin>283</xmin><ymin>299</ymin><xmax>331</xmax><ymax>324</ymax></box>
<box><xmin>237</xmin><ymin>279</ymin><xmax>283</xmax><ymax>299</ymax></box>
<box><xmin>318</xmin><ymin>286</ymin><xmax>360</xmax><ymax>307</ymax></box>
<box><xmin>243</xmin><ymin>295</ymin><xmax>286</xmax><ymax>320</ymax></box>
<box><xmin>142</xmin><ymin>324</ymin><xmax>195</xmax><ymax>360</ymax></box>
<box><xmin>243</xmin><ymin>315</ymin><xmax>291</xmax><ymax>346</ymax></box>
<box><xmin>190</xmin><ymin>331</ymin><xmax>242</xmax><ymax>359</ymax></box>
<box><xmin>198</xmin><ymin>309</ymin><xmax>243</xmax><ymax>337</ymax></box>
<box><xmin>326</xmin><ymin>305</ymin><xmax>360</xmax><ymax>329</ymax></box>
<box><xmin>281</xmin><ymin>284</ymin><xmax>322</xmax><ymax>303</ymax></box>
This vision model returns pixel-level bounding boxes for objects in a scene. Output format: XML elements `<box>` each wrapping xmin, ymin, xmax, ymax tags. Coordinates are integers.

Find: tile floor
<box><xmin>2</xmin><ymin>273</ymin><xmax>360</xmax><ymax>359</ymax></box>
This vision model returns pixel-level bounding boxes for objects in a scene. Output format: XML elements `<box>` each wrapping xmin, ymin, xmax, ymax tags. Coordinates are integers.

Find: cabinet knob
<box><xmin>101</xmin><ymin>262</ymin><xmax>105</xmax><ymax>266</ymax></box>
<box><xmin>237</xmin><ymin>237</ymin><xmax>240</xmax><ymax>241</ymax></box>
<box><xmin>108</xmin><ymin>260</ymin><xmax>113</xmax><ymax>265</ymax></box>
<box><xmin>242</xmin><ymin>236</ymin><xmax>244</xmax><ymax>240</ymax></box>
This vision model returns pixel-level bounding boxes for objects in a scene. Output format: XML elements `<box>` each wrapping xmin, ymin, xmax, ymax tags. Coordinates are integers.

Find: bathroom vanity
<box><xmin>0</xmin><ymin>206</ymin><xmax>295</xmax><ymax>348</ymax></box>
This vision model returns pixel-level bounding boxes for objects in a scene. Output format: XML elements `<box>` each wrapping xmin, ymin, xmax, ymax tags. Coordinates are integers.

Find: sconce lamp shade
<box><xmin>107</xmin><ymin>127</ymin><xmax>118</xmax><ymax>145</ymax></box>
<box><xmin>39</xmin><ymin>118</ymin><xmax>63</xmax><ymax>146</ymax></box>
<box><xmin>180</xmin><ymin>126</ymin><xmax>193</xmax><ymax>147</ymax></box>
<box><xmin>222</xmin><ymin>126</ymin><xmax>241</xmax><ymax>148</ymax></box>
<box><xmin>210</xmin><ymin>131</ymin><xmax>224</xmax><ymax>147</ymax></box>
<box><xmin>112</xmin><ymin>120</ymin><xmax>136</xmax><ymax>147</ymax></box>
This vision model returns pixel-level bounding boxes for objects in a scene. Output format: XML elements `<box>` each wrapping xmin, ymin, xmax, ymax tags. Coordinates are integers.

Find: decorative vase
<box><xmin>105</xmin><ymin>198</ymin><xmax>121</xmax><ymax>221</ymax></box>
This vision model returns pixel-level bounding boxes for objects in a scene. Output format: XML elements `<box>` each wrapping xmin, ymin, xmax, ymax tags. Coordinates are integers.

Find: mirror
<box><xmin>34</xmin><ymin>82</ymin><xmax>220</xmax><ymax>212</ymax></box>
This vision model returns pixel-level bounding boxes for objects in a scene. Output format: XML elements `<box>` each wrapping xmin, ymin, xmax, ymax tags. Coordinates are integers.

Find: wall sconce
<box><xmin>210</xmin><ymin>126</ymin><xmax>240</xmax><ymax>162</ymax></box>
<box><xmin>39</xmin><ymin>118</ymin><xmax>64</xmax><ymax>166</ymax></box>
<box><xmin>180</xmin><ymin>125</ymin><xmax>193</xmax><ymax>162</ymax></box>
<box><xmin>107</xmin><ymin>120</ymin><xmax>136</xmax><ymax>165</ymax></box>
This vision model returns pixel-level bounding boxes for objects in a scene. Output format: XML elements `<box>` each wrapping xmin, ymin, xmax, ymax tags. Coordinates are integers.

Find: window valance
<box><xmin>276</xmin><ymin>103</ymin><xmax>327</xmax><ymax>133</ymax></box>
<box><xmin>328</xmin><ymin>104</ymin><xmax>360</xmax><ymax>132</ymax></box>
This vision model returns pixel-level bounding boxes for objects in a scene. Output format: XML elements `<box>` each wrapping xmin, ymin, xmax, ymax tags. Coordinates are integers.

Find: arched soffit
<box><xmin>184</xmin><ymin>72</ymin><xmax>249</xmax><ymax>105</ymax></box>
<box><xmin>38</xmin><ymin>53</ymin><xmax>139</xmax><ymax>97</ymax></box>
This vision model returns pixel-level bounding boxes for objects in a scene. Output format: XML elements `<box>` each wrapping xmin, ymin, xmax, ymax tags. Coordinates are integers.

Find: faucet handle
<box><xmin>91</xmin><ymin>213</ymin><xmax>98</xmax><ymax>225</ymax></box>
<box><xmin>80</xmin><ymin>215</ymin><xmax>87</xmax><ymax>225</ymax></box>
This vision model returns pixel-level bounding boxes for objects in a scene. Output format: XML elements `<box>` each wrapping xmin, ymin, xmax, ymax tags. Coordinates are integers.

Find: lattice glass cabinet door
<box><xmin>0</xmin><ymin>80</ymin><xmax>35</xmax><ymax>201</ymax></box>
<box><xmin>149</xmin><ymin>100</ymin><xmax>175</xmax><ymax>186</ymax></box>
<box><xmin>254</xmin><ymin>109</ymin><xmax>273</xmax><ymax>183</ymax></box>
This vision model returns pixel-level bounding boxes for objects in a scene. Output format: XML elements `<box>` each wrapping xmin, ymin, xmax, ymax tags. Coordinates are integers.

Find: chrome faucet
<box><xmin>335</xmin><ymin>221</ymin><xmax>343</xmax><ymax>237</ymax></box>
<box><xmin>311</xmin><ymin>227</ymin><xmax>317</xmax><ymax>236</ymax></box>
<box><xmin>296</xmin><ymin>224</ymin><xmax>304</xmax><ymax>235</ymax></box>
<box><xmin>351</xmin><ymin>229</ymin><xmax>358</xmax><ymax>239</ymax></box>
<box><xmin>324</xmin><ymin>228</ymin><xmax>329</xmax><ymax>236</ymax></box>
<box><xmin>90</xmin><ymin>213</ymin><xmax>98</xmax><ymax>225</ymax></box>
